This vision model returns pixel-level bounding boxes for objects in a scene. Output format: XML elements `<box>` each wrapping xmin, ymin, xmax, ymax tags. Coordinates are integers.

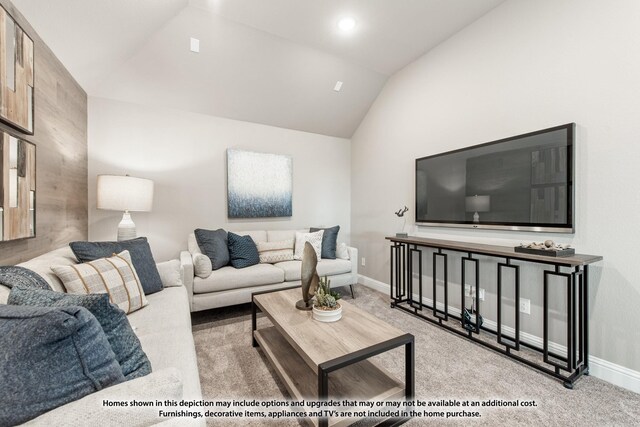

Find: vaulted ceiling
<box><xmin>14</xmin><ymin>0</ymin><xmax>505</xmax><ymax>137</ymax></box>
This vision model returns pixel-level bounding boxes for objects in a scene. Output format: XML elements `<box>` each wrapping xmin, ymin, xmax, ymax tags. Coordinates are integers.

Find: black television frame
<box><xmin>415</xmin><ymin>123</ymin><xmax>575</xmax><ymax>233</ymax></box>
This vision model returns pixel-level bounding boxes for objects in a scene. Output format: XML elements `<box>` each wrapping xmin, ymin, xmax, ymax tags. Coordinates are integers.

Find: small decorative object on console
<box><xmin>312</xmin><ymin>276</ymin><xmax>342</xmax><ymax>322</ymax></box>
<box><xmin>462</xmin><ymin>308</ymin><xmax>483</xmax><ymax>332</ymax></box>
<box><xmin>394</xmin><ymin>206</ymin><xmax>409</xmax><ymax>238</ymax></box>
<box><xmin>515</xmin><ymin>240</ymin><xmax>575</xmax><ymax>257</ymax></box>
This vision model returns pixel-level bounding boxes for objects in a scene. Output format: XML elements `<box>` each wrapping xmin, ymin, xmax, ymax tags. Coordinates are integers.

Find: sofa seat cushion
<box><xmin>127</xmin><ymin>287</ymin><xmax>202</xmax><ymax>399</ymax></box>
<box><xmin>24</xmin><ymin>368</ymin><xmax>183</xmax><ymax>426</ymax></box>
<box><xmin>193</xmin><ymin>264</ymin><xmax>284</xmax><ymax>294</ymax></box>
<box><xmin>275</xmin><ymin>259</ymin><xmax>352</xmax><ymax>281</ymax></box>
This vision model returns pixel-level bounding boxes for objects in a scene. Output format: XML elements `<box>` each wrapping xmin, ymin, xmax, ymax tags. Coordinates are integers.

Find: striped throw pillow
<box><xmin>51</xmin><ymin>250</ymin><xmax>148</xmax><ymax>314</ymax></box>
<box><xmin>256</xmin><ymin>239</ymin><xmax>294</xmax><ymax>264</ymax></box>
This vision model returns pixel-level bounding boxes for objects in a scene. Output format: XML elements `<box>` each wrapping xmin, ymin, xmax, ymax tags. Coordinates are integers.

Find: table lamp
<box><xmin>465</xmin><ymin>195</ymin><xmax>490</xmax><ymax>223</ymax></box>
<box><xmin>97</xmin><ymin>175</ymin><xmax>154</xmax><ymax>241</ymax></box>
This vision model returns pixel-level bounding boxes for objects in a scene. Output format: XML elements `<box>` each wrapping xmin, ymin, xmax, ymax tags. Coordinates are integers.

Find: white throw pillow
<box><xmin>156</xmin><ymin>259</ymin><xmax>183</xmax><ymax>287</ymax></box>
<box><xmin>51</xmin><ymin>250</ymin><xmax>148</xmax><ymax>314</ymax></box>
<box><xmin>192</xmin><ymin>253</ymin><xmax>213</xmax><ymax>278</ymax></box>
<box><xmin>256</xmin><ymin>239</ymin><xmax>294</xmax><ymax>264</ymax></box>
<box><xmin>336</xmin><ymin>243</ymin><xmax>350</xmax><ymax>260</ymax></box>
<box><xmin>293</xmin><ymin>230</ymin><xmax>324</xmax><ymax>261</ymax></box>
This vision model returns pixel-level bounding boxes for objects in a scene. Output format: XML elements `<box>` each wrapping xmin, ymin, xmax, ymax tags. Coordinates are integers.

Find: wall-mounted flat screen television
<box><xmin>415</xmin><ymin>123</ymin><xmax>575</xmax><ymax>233</ymax></box>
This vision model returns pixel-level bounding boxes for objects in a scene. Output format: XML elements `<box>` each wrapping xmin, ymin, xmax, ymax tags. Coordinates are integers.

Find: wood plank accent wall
<box><xmin>0</xmin><ymin>0</ymin><xmax>87</xmax><ymax>265</ymax></box>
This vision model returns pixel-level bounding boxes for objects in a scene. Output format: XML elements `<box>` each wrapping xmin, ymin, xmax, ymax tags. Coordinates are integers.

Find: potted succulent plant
<box><xmin>312</xmin><ymin>276</ymin><xmax>342</xmax><ymax>322</ymax></box>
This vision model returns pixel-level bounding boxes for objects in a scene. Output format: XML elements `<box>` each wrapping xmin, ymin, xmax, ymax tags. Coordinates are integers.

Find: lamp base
<box><xmin>117</xmin><ymin>211</ymin><xmax>137</xmax><ymax>241</ymax></box>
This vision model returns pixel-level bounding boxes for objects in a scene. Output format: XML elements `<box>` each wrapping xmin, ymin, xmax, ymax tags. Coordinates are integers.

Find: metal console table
<box><xmin>386</xmin><ymin>236</ymin><xmax>602</xmax><ymax>388</ymax></box>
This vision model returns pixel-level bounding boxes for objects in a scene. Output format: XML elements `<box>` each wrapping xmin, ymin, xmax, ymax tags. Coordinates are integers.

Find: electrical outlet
<box><xmin>519</xmin><ymin>298</ymin><xmax>531</xmax><ymax>314</ymax></box>
<box><xmin>361</xmin><ymin>257</ymin><xmax>366</xmax><ymax>267</ymax></box>
<box><xmin>464</xmin><ymin>285</ymin><xmax>485</xmax><ymax>301</ymax></box>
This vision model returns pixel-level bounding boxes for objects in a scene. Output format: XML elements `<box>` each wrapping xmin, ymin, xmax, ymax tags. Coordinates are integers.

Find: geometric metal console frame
<box><xmin>408</xmin><ymin>246</ymin><xmax>423</xmax><ymax>311</ymax></box>
<box><xmin>543</xmin><ymin>268</ymin><xmax>575</xmax><ymax>373</ymax></box>
<box><xmin>461</xmin><ymin>255</ymin><xmax>481</xmax><ymax>334</ymax></box>
<box><xmin>386</xmin><ymin>235</ymin><xmax>602</xmax><ymax>389</ymax></box>
<box><xmin>390</xmin><ymin>242</ymin><xmax>406</xmax><ymax>302</ymax></box>
<box><xmin>432</xmin><ymin>250</ymin><xmax>448</xmax><ymax>321</ymax></box>
<box><xmin>497</xmin><ymin>260</ymin><xmax>520</xmax><ymax>350</ymax></box>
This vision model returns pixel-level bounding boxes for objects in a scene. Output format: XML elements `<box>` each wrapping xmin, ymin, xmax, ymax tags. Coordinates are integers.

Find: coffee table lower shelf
<box><xmin>254</xmin><ymin>326</ymin><xmax>405</xmax><ymax>427</ymax></box>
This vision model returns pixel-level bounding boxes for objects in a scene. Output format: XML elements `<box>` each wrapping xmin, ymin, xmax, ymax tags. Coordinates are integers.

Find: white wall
<box><xmin>88</xmin><ymin>97</ymin><xmax>351</xmax><ymax>261</ymax></box>
<box><xmin>351</xmin><ymin>0</ymin><xmax>640</xmax><ymax>373</ymax></box>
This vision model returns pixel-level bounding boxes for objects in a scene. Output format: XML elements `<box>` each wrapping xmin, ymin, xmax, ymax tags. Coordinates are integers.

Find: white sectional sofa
<box><xmin>181</xmin><ymin>229</ymin><xmax>358</xmax><ymax>312</ymax></box>
<box><xmin>0</xmin><ymin>246</ymin><xmax>203</xmax><ymax>426</ymax></box>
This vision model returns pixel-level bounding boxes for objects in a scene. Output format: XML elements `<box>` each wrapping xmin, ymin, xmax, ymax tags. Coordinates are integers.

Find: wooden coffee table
<box><xmin>252</xmin><ymin>287</ymin><xmax>415</xmax><ymax>427</ymax></box>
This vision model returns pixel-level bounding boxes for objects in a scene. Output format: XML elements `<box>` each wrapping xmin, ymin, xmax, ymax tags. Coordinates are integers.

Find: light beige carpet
<box><xmin>191</xmin><ymin>284</ymin><xmax>640</xmax><ymax>426</ymax></box>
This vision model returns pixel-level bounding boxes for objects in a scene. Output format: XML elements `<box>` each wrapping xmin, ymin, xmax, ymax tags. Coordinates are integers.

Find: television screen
<box><xmin>415</xmin><ymin>123</ymin><xmax>575</xmax><ymax>233</ymax></box>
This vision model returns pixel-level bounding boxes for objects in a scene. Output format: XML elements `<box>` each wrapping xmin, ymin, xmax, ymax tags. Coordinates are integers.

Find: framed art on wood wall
<box><xmin>0</xmin><ymin>5</ymin><xmax>35</xmax><ymax>134</ymax></box>
<box><xmin>0</xmin><ymin>130</ymin><xmax>35</xmax><ymax>241</ymax></box>
<box><xmin>227</xmin><ymin>149</ymin><xmax>292</xmax><ymax>218</ymax></box>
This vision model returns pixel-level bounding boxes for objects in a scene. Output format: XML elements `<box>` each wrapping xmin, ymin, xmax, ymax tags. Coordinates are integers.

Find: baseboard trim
<box><xmin>358</xmin><ymin>274</ymin><xmax>640</xmax><ymax>394</ymax></box>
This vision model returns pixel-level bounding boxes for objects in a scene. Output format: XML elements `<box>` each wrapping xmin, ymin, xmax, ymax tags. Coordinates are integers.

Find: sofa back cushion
<box><xmin>0</xmin><ymin>304</ymin><xmax>125</xmax><ymax>425</ymax></box>
<box><xmin>187</xmin><ymin>233</ymin><xmax>201</xmax><ymax>254</ymax></box>
<box><xmin>17</xmin><ymin>246</ymin><xmax>78</xmax><ymax>292</ymax></box>
<box><xmin>233</xmin><ymin>230</ymin><xmax>267</xmax><ymax>243</ymax></box>
<box><xmin>267</xmin><ymin>229</ymin><xmax>295</xmax><ymax>242</ymax></box>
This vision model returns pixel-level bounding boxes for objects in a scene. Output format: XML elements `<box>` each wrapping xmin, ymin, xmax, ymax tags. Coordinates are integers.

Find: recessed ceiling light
<box><xmin>333</xmin><ymin>81</ymin><xmax>343</xmax><ymax>92</ymax></box>
<box><xmin>337</xmin><ymin>17</ymin><xmax>356</xmax><ymax>33</ymax></box>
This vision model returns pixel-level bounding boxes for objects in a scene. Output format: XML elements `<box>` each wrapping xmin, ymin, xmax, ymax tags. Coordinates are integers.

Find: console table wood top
<box><xmin>386</xmin><ymin>236</ymin><xmax>603</xmax><ymax>267</ymax></box>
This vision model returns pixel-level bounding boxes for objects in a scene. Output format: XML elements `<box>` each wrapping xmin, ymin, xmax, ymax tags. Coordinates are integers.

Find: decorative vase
<box><xmin>312</xmin><ymin>304</ymin><xmax>342</xmax><ymax>322</ymax></box>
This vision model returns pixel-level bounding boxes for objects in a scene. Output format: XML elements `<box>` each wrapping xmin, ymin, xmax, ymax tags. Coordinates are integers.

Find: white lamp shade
<box><xmin>465</xmin><ymin>195</ymin><xmax>490</xmax><ymax>213</ymax></box>
<box><xmin>97</xmin><ymin>175</ymin><xmax>154</xmax><ymax>212</ymax></box>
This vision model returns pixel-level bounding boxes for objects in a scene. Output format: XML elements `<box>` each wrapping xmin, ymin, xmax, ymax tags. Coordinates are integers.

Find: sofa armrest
<box><xmin>347</xmin><ymin>246</ymin><xmax>358</xmax><ymax>282</ymax></box>
<box><xmin>180</xmin><ymin>251</ymin><xmax>195</xmax><ymax>311</ymax></box>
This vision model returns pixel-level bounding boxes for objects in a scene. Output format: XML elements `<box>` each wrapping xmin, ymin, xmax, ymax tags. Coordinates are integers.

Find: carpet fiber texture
<box><xmin>192</xmin><ymin>285</ymin><xmax>640</xmax><ymax>426</ymax></box>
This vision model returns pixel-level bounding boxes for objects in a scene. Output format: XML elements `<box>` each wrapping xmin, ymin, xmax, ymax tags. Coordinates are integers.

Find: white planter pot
<box><xmin>312</xmin><ymin>305</ymin><xmax>342</xmax><ymax>323</ymax></box>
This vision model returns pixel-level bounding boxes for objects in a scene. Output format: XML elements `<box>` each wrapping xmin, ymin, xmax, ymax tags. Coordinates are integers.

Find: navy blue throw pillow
<box><xmin>0</xmin><ymin>265</ymin><xmax>50</xmax><ymax>290</ymax></box>
<box><xmin>194</xmin><ymin>228</ymin><xmax>230</xmax><ymax>270</ymax></box>
<box><xmin>8</xmin><ymin>286</ymin><xmax>151</xmax><ymax>381</ymax></box>
<box><xmin>69</xmin><ymin>237</ymin><xmax>163</xmax><ymax>295</ymax></box>
<box><xmin>0</xmin><ymin>304</ymin><xmax>125</xmax><ymax>426</ymax></box>
<box><xmin>227</xmin><ymin>232</ymin><xmax>259</xmax><ymax>268</ymax></box>
<box><xmin>310</xmin><ymin>225</ymin><xmax>340</xmax><ymax>259</ymax></box>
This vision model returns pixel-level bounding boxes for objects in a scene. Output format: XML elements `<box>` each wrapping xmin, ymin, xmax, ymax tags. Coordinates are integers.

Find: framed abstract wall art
<box><xmin>0</xmin><ymin>5</ymin><xmax>34</xmax><ymax>134</ymax></box>
<box><xmin>227</xmin><ymin>149</ymin><xmax>292</xmax><ymax>218</ymax></box>
<box><xmin>0</xmin><ymin>130</ymin><xmax>35</xmax><ymax>240</ymax></box>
